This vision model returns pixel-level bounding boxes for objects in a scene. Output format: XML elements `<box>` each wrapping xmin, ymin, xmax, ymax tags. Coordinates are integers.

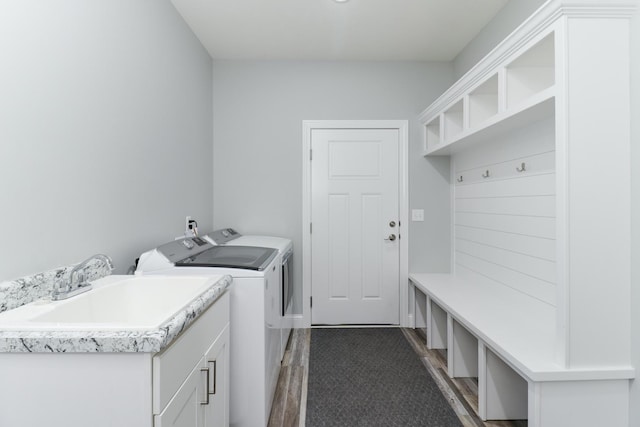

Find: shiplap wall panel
<box><xmin>456</xmin><ymin>252</ymin><xmax>556</xmax><ymax>304</ymax></box>
<box><xmin>455</xmin><ymin>226</ymin><xmax>555</xmax><ymax>261</ymax></box>
<box><xmin>452</xmin><ymin>118</ymin><xmax>556</xmax><ymax>306</ymax></box>
<box><xmin>456</xmin><ymin>151</ymin><xmax>555</xmax><ymax>185</ymax></box>
<box><xmin>456</xmin><ymin>173</ymin><xmax>555</xmax><ymax>199</ymax></box>
<box><xmin>456</xmin><ymin>239</ymin><xmax>556</xmax><ymax>283</ymax></box>
<box><xmin>455</xmin><ymin>212</ymin><xmax>555</xmax><ymax>239</ymax></box>
<box><xmin>453</xmin><ymin>118</ymin><xmax>555</xmax><ymax>171</ymax></box>
<box><xmin>456</xmin><ymin>195</ymin><xmax>555</xmax><ymax>217</ymax></box>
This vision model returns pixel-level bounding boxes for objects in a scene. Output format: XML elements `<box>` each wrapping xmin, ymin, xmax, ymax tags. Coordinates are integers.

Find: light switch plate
<box><xmin>411</xmin><ymin>209</ymin><xmax>424</xmax><ymax>222</ymax></box>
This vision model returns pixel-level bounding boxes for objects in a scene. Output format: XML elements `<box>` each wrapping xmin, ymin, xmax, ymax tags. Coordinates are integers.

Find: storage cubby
<box><xmin>427</xmin><ymin>297</ymin><xmax>447</xmax><ymax>350</ymax></box>
<box><xmin>479</xmin><ymin>344</ymin><xmax>528</xmax><ymax>421</ymax></box>
<box><xmin>468</xmin><ymin>74</ymin><xmax>499</xmax><ymax>128</ymax></box>
<box><xmin>424</xmin><ymin>116</ymin><xmax>441</xmax><ymax>152</ymax></box>
<box><xmin>414</xmin><ymin>287</ymin><xmax>427</xmax><ymax>338</ymax></box>
<box><xmin>506</xmin><ymin>32</ymin><xmax>555</xmax><ymax>108</ymax></box>
<box><xmin>443</xmin><ymin>100</ymin><xmax>464</xmax><ymax>142</ymax></box>
<box><xmin>448</xmin><ymin>318</ymin><xmax>478</xmax><ymax>379</ymax></box>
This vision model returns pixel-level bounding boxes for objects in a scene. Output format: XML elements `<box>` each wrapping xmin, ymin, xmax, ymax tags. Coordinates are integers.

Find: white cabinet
<box><xmin>154</xmin><ymin>291</ymin><xmax>230</xmax><ymax>427</ymax></box>
<box><xmin>203</xmin><ymin>327</ymin><xmax>229</xmax><ymax>427</ymax></box>
<box><xmin>155</xmin><ymin>326</ymin><xmax>229</xmax><ymax>427</ymax></box>
<box><xmin>0</xmin><ymin>291</ymin><xmax>230</xmax><ymax>427</ymax></box>
<box><xmin>155</xmin><ymin>357</ymin><xmax>206</xmax><ymax>427</ymax></box>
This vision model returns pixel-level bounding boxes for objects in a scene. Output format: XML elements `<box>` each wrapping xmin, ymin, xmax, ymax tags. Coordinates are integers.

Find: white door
<box><xmin>311</xmin><ymin>128</ymin><xmax>400</xmax><ymax>325</ymax></box>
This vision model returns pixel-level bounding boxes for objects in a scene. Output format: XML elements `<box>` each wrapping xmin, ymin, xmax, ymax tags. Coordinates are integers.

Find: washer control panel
<box><xmin>207</xmin><ymin>228</ymin><xmax>242</xmax><ymax>245</ymax></box>
<box><xmin>158</xmin><ymin>236</ymin><xmax>213</xmax><ymax>263</ymax></box>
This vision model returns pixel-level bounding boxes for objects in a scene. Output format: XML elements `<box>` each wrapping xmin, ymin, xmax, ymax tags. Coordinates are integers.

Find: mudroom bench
<box><xmin>409</xmin><ymin>0</ymin><xmax>636</xmax><ymax>425</ymax></box>
<box><xmin>409</xmin><ymin>273</ymin><xmax>634</xmax><ymax>426</ymax></box>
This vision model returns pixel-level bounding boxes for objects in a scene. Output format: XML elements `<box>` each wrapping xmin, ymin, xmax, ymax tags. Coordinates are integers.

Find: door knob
<box><xmin>389</xmin><ymin>221</ymin><xmax>396</xmax><ymax>227</ymax></box>
<box><xmin>385</xmin><ymin>234</ymin><xmax>396</xmax><ymax>241</ymax></box>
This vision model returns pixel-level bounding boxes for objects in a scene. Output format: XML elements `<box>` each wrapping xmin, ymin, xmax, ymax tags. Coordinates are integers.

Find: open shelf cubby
<box><xmin>443</xmin><ymin>100</ymin><xmax>464</xmax><ymax>142</ymax></box>
<box><xmin>468</xmin><ymin>74</ymin><xmax>499</xmax><ymax>128</ymax></box>
<box><xmin>424</xmin><ymin>116</ymin><xmax>441</xmax><ymax>153</ymax></box>
<box><xmin>506</xmin><ymin>32</ymin><xmax>555</xmax><ymax>109</ymax></box>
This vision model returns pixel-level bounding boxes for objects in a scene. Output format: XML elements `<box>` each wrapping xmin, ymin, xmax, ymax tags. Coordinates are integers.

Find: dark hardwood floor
<box><xmin>267</xmin><ymin>328</ymin><xmax>526</xmax><ymax>427</ymax></box>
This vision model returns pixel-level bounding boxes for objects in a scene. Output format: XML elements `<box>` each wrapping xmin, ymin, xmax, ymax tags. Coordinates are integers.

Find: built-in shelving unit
<box><xmin>414</xmin><ymin>1</ymin><xmax>635</xmax><ymax>426</ymax></box>
<box><xmin>419</xmin><ymin>29</ymin><xmax>556</xmax><ymax>157</ymax></box>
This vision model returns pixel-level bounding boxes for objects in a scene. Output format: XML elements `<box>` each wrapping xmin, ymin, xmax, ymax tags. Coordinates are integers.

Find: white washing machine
<box><xmin>205</xmin><ymin>228</ymin><xmax>294</xmax><ymax>360</ymax></box>
<box><xmin>135</xmin><ymin>236</ymin><xmax>281</xmax><ymax>427</ymax></box>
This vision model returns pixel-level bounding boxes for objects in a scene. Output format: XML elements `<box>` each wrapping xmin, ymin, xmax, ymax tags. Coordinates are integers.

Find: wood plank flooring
<box><xmin>267</xmin><ymin>328</ymin><xmax>527</xmax><ymax>427</ymax></box>
<box><xmin>268</xmin><ymin>329</ymin><xmax>311</xmax><ymax>427</ymax></box>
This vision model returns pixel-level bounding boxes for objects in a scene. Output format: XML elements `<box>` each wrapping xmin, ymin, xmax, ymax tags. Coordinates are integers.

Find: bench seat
<box><xmin>409</xmin><ymin>272</ymin><xmax>633</xmax><ymax>382</ymax></box>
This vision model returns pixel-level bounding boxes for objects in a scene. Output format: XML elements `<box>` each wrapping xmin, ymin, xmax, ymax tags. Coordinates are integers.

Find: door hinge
<box><xmin>310</xmin><ymin>222</ymin><xmax>312</xmax><ymax>233</ymax></box>
<box><xmin>310</xmin><ymin>296</ymin><xmax>313</xmax><ymax>308</ymax></box>
<box><xmin>310</xmin><ymin>149</ymin><xmax>313</xmax><ymax>161</ymax></box>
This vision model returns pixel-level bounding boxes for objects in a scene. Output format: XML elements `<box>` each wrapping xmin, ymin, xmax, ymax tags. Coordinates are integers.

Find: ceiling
<box><xmin>170</xmin><ymin>0</ymin><xmax>509</xmax><ymax>61</ymax></box>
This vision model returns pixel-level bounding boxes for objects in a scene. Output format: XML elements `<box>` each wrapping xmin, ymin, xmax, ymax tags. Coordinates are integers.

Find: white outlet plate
<box><xmin>411</xmin><ymin>209</ymin><xmax>424</xmax><ymax>222</ymax></box>
<box><xmin>185</xmin><ymin>216</ymin><xmax>192</xmax><ymax>235</ymax></box>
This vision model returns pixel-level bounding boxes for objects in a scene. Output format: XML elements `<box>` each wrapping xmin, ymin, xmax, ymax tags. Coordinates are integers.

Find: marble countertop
<box><xmin>0</xmin><ymin>275</ymin><xmax>232</xmax><ymax>353</ymax></box>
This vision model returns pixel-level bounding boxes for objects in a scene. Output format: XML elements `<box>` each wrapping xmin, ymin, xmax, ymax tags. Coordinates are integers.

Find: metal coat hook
<box><xmin>516</xmin><ymin>162</ymin><xmax>526</xmax><ymax>172</ymax></box>
<box><xmin>482</xmin><ymin>170</ymin><xmax>490</xmax><ymax>178</ymax></box>
<box><xmin>457</xmin><ymin>175</ymin><xmax>463</xmax><ymax>183</ymax></box>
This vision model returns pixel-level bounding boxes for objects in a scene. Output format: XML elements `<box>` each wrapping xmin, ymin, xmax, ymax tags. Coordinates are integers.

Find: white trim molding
<box><xmin>299</xmin><ymin>120</ymin><xmax>410</xmax><ymax>328</ymax></box>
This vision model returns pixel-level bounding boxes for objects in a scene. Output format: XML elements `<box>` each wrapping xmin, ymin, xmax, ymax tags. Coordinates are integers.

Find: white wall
<box><xmin>212</xmin><ymin>61</ymin><xmax>453</xmax><ymax>313</ymax></box>
<box><xmin>629</xmin><ymin>6</ymin><xmax>640</xmax><ymax>427</ymax></box>
<box><xmin>0</xmin><ymin>0</ymin><xmax>213</xmax><ymax>280</ymax></box>
<box><xmin>453</xmin><ymin>0</ymin><xmax>547</xmax><ymax>79</ymax></box>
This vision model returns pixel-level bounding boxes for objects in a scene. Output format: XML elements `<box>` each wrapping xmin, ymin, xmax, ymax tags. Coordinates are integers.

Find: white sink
<box><xmin>0</xmin><ymin>275</ymin><xmax>222</xmax><ymax>331</ymax></box>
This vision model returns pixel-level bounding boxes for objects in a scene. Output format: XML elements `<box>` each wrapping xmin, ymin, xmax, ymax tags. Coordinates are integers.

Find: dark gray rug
<box><xmin>305</xmin><ymin>328</ymin><xmax>462</xmax><ymax>427</ymax></box>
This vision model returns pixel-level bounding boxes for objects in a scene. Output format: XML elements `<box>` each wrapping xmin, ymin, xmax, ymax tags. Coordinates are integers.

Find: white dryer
<box><xmin>206</xmin><ymin>229</ymin><xmax>293</xmax><ymax>359</ymax></box>
<box><xmin>205</xmin><ymin>228</ymin><xmax>294</xmax><ymax>360</ymax></box>
<box><xmin>135</xmin><ymin>236</ymin><xmax>280</xmax><ymax>427</ymax></box>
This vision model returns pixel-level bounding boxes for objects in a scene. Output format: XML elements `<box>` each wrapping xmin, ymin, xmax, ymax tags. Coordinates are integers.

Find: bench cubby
<box><xmin>479</xmin><ymin>344</ymin><xmax>527</xmax><ymax>421</ymax></box>
<box><xmin>426</xmin><ymin>296</ymin><xmax>447</xmax><ymax>350</ymax></box>
<box><xmin>448</xmin><ymin>318</ymin><xmax>478</xmax><ymax>379</ymax></box>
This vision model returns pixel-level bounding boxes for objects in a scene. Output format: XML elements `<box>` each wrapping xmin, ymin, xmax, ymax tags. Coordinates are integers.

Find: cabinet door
<box><xmin>155</xmin><ymin>357</ymin><xmax>206</xmax><ymax>427</ymax></box>
<box><xmin>203</xmin><ymin>326</ymin><xmax>230</xmax><ymax>427</ymax></box>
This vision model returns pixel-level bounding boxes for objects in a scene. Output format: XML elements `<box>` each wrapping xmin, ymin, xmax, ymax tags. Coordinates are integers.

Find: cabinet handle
<box><xmin>208</xmin><ymin>360</ymin><xmax>217</xmax><ymax>395</ymax></box>
<box><xmin>200</xmin><ymin>368</ymin><xmax>210</xmax><ymax>405</ymax></box>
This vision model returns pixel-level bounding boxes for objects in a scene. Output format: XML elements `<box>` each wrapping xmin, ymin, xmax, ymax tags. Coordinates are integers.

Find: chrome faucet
<box><xmin>52</xmin><ymin>254</ymin><xmax>114</xmax><ymax>301</ymax></box>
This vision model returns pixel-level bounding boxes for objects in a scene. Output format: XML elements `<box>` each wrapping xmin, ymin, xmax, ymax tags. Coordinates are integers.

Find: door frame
<box><xmin>300</xmin><ymin>120</ymin><xmax>409</xmax><ymax>328</ymax></box>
